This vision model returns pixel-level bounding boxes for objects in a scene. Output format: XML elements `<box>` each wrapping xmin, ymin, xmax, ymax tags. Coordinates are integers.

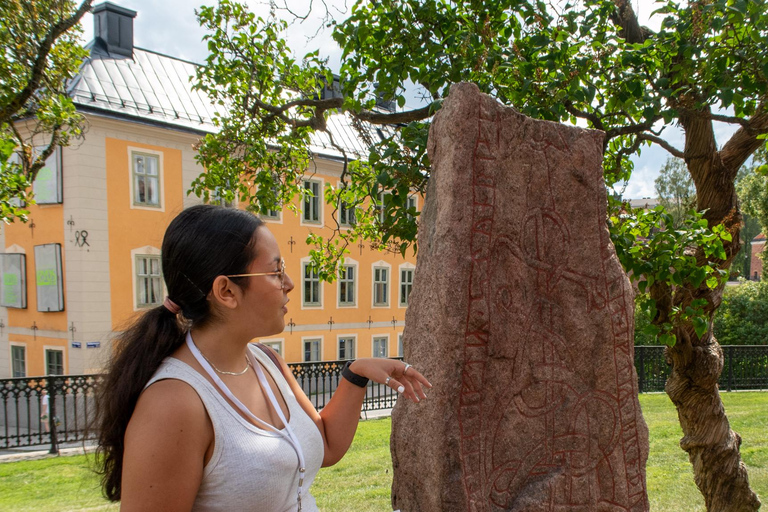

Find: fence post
<box><xmin>727</xmin><ymin>346</ymin><xmax>734</xmax><ymax>393</ymax></box>
<box><xmin>637</xmin><ymin>346</ymin><xmax>645</xmax><ymax>393</ymax></box>
<box><xmin>47</xmin><ymin>377</ymin><xmax>59</xmax><ymax>455</ymax></box>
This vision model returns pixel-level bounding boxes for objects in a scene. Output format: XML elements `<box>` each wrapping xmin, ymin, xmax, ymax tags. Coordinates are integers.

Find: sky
<box><xmin>79</xmin><ymin>0</ymin><xmax>740</xmax><ymax>200</ymax></box>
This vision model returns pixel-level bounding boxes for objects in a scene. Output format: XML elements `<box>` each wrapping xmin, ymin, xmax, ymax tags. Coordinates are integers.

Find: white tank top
<box><xmin>145</xmin><ymin>345</ymin><xmax>325</xmax><ymax>512</ymax></box>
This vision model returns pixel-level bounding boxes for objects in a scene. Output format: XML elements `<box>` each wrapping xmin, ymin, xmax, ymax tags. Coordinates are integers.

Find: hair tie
<box><xmin>163</xmin><ymin>296</ymin><xmax>181</xmax><ymax>315</ymax></box>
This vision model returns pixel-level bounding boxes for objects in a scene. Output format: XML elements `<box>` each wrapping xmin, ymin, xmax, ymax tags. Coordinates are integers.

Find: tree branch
<box><xmin>0</xmin><ymin>0</ymin><xmax>93</xmax><ymax>123</ymax></box>
<box><xmin>606</xmin><ymin>120</ymin><xmax>658</xmax><ymax>139</ymax></box>
<box><xmin>638</xmin><ymin>134</ymin><xmax>685</xmax><ymax>159</ymax></box>
<box><xmin>355</xmin><ymin>104</ymin><xmax>436</xmax><ymax>124</ymax></box>
<box><xmin>609</xmin><ymin>0</ymin><xmax>654</xmax><ymax>44</ymax></box>
<box><xmin>564</xmin><ymin>100</ymin><xmax>605</xmax><ymax>131</ymax></box>
<box><xmin>720</xmin><ymin>106</ymin><xmax>768</xmax><ymax>174</ymax></box>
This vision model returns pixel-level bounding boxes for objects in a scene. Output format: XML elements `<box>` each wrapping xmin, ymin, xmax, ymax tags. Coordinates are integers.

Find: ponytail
<box><xmin>95</xmin><ymin>305</ymin><xmax>184</xmax><ymax>501</ymax></box>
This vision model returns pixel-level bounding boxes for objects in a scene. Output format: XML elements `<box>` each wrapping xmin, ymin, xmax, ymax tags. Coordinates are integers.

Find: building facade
<box><xmin>0</xmin><ymin>3</ymin><xmax>414</xmax><ymax>378</ymax></box>
<box><xmin>751</xmin><ymin>233</ymin><xmax>765</xmax><ymax>280</ymax></box>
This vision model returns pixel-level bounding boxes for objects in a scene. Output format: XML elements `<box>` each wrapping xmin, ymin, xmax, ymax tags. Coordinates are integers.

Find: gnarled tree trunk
<box><xmin>656</xmin><ymin>108</ymin><xmax>767</xmax><ymax>512</ymax></box>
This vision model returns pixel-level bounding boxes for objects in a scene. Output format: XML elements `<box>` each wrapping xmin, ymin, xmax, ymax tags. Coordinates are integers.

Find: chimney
<box><xmin>92</xmin><ymin>2</ymin><xmax>137</xmax><ymax>57</ymax></box>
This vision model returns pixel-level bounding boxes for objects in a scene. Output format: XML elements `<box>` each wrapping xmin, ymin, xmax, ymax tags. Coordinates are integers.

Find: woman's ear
<box><xmin>209</xmin><ymin>275</ymin><xmax>240</xmax><ymax>310</ymax></box>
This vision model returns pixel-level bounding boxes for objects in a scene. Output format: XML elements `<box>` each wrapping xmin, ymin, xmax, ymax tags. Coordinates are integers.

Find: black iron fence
<box><xmin>0</xmin><ymin>358</ymin><xmax>403</xmax><ymax>452</ymax></box>
<box><xmin>635</xmin><ymin>345</ymin><xmax>768</xmax><ymax>393</ymax></box>
<box><xmin>3</xmin><ymin>349</ymin><xmax>767</xmax><ymax>453</ymax></box>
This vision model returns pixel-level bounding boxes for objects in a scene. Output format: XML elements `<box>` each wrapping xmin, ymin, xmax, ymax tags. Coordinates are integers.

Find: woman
<box><xmin>95</xmin><ymin>204</ymin><xmax>430</xmax><ymax>511</ymax></box>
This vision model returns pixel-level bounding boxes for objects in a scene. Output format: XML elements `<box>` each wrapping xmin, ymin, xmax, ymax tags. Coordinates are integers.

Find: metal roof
<box><xmin>68</xmin><ymin>41</ymin><xmax>386</xmax><ymax>160</ymax></box>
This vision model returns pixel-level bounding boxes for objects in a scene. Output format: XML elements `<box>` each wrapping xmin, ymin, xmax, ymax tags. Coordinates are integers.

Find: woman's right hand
<box><xmin>348</xmin><ymin>358</ymin><xmax>432</xmax><ymax>403</ymax></box>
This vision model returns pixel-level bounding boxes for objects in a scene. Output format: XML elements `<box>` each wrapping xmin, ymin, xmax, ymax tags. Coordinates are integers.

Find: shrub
<box><xmin>714</xmin><ymin>280</ymin><xmax>768</xmax><ymax>345</ymax></box>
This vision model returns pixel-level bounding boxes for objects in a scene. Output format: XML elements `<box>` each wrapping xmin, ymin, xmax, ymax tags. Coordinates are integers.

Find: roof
<box><xmin>627</xmin><ymin>198</ymin><xmax>660</xmax><ymax>209</ymax></box>
<box><xmin>754</xmin><ymin>233</ymin><xmax>766</xmax><ymax>243</ymax></box>
<box><xmin>68</xmin><ymin>41</ymin><xmax>381</xmax><ymax>160</ymax></box>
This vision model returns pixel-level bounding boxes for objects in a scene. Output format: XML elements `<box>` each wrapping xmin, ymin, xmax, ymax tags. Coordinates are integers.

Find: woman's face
<box><xmin>236</xmin><ymin>225</ymin><xmax>294</xmax><ymax>337</ymax></box>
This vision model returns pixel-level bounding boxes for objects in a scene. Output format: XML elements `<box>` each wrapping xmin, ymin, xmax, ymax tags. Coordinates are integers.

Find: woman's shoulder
<box><xmin>137</xmin><ymin>378</ymin><xmax>208</xmax><ymax>422</ymax></box>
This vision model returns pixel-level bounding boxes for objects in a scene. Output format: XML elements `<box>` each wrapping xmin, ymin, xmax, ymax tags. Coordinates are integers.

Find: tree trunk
<box><xmin>665</xmin><ymin>331</ymin><xmax>760</xmax><ymax>512</ymax></box>
<box><xmin>660</xmin><ymin>115</ymin><xmax>761</xmax><ymax>510</ymax></box>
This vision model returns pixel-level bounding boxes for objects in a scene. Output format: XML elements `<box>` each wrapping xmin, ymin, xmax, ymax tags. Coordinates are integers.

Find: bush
<box><xmin>634</xmin><ymin>301</ymin><xmax>662</xmax><ymax>345</ymax></box>
<box><xmin>714</xmin><ymin>280</ymin><xmax>768</xmax><ymax>345</ymax></box>
<box><xmin>634</xmin><ymin>280</ymin><xmax>768</xmax><ymax>346</ymax></box>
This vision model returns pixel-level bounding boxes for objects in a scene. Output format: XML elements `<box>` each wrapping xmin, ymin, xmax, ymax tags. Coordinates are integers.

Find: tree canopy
<box><xmin>654</xmin><ymin>156</ymin><xmax>696</xmax><ymax>229</ymax></box>
<box><xmin>0</xmin><ymin>0</ymin><xmax>91</xmax><ymax>224</ymax></box>
<box><xmin>193</xmin><ymin>0</ymin><xmax>768</xmax><ymax>508</ymax></box>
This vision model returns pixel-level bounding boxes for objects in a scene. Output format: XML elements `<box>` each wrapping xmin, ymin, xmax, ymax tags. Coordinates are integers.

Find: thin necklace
<box><xmin>198</xmin><ymin>350</ymin><xmax>250</xmax><ymax>376</ymax></box>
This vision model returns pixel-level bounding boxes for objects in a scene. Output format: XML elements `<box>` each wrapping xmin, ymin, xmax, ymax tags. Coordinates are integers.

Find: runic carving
<box><xmin>391</xmin><ymin>83</ymin><xmax>649</xmax><ymax>512</ymax></box>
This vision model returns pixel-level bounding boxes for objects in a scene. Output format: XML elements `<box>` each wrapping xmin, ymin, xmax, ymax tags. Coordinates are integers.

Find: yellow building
<box><xmin>0</xmin><ymin>2</ymin><xmax>415</xmax><ymax>378</ymax></box>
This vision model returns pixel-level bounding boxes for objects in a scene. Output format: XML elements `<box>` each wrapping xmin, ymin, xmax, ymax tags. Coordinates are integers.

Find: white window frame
<box><xmin>208</xmin><ymin>187</ymin><xmax>237</xmax><ymax>208</ymax></box>
<box><xmin>259</xmin><ymin>177</ymin><xmax>283</xmax><ymax>223</ymax></box>
<box><xmin>375</xmin><ymin>191</ymin><xmax>392</xmax><ymax>224</ymax></box>
<box><xmin>301</xmin><ymin>257</ymin><xmax>323</xmax><ymax>309</ymax></box>
<box><xmin>337</xmin><ymin>181</ymin><xmax>356</xmax><ymax>228</ymax></box>
<box><xmin>398</xmin><ymin>333</ymin><xmax>404</xmax><ymax>357</ymax></box>
<box><xmin>406</xmin><ymin>194</ymin><xmax>418</xmax><ymax>220</ymax></box>
<box><xmin>128</xmin><ymin>147</ymin><xmax>165</xmax><ymax>211</ymax></box>
<box><xmin>337</xmin><ymin>258</ymin><xmax>358</xmax><ymax>308</ymax></box>
<box><xmin>372</xmin><ymin>261</ymin><xmax>391</xmax><ymax>308</ymax></box>
<box><xmin>44</xmin><ymin>346</ymin><xmax>65</xmax><ymax>376</ymax></box>
<box><xmin>131</xmin><ymin>246</ymin><xmax>165</xmax><ymax>311</ymax></box>
<box><xmin>257</xmin><ymin>338</ymin><xmax>284</xmax><ymax>358</ymax></box>
<box><xmin>301</xmin><ymin>178</ymin><xmax>323</xmax><ymax>226</ymax></box>
<box><xmin>372</xmin><ymin>335</ymin><xmax>389</xmax><ymax>358</ymax></box>
<box><xmin>399</xmin><ymin>263</ymin><xmax>415</xmax><ymax>308</ymax></box>
<box><xmin>302</xmin><ymin>336</ymin><xmax>322</xmax><ymax>362</ymax></box>
<box><xmin>10</xmin><ymin>342</ymin><xmax>27</xmax><ymax>378</ymax></box>
<box><xmin>337</xmin><ymin>334</ymin><xmax>356</xmax><ymax>360</ymax></box>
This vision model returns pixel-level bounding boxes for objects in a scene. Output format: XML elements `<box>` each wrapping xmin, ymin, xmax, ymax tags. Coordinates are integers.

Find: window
<box><xmin>0</xmin><ymin>253</ymin><xmax>27</xmax><ymax>309</ymax></box>
<box><xmin>303</xmin><ymin>263</ymin><xmax>321</xmax><ymax>307</ymax></box>
<box><xmin>304</xmin><ymin>338</ymin><xmax>321</xmax><ymax>362</ymax></box>
<box><xmin>136</xmin><ymin>255</ymin><xmax>163</xmax><ymax>307</ymax></box>
<box><xmin>400</xmin><ymin>268</ymin><xmax>414</xmax><ymax>307</ymax></box>
<box><xmin>406</xmin><ymin>195</ymin><xmax>417</xmax><ymax>220</ymax></box>
<box><xmin>375</xmin><ymin>192</ymin><xmax>391</xmax><ymax>224</ymax></box>
<box><xmin>338</xmin><ymin>336</ymin><xmax>356</xmax><ymax>360</ymax></box>
<box><xmin>302</xmin><ymin>180</ymin><xmax>321</xmax><ymax>224</ymax></box>
<box><xmin>46</xmin><ymin>349</ymin><xmax>64</xmax><ymax>376</ymax></box>
<box><xmin>373</xmin><ymin>266</ymin><xmax>389</xmax><ymax>306</ymax></box>
<box><xmin>209</xmin><ymin>187</ymin><xmax>236</xmax><ymax>208</ymax></box>
<box><xmin>261</xmin><ymin>203</ymin><xmax>281</xmax><ymax>220</ymax></box>
<box><xmin>34</xmin><ymin>244</ymin><xmax>64</xmax><ymax>312</ymax></box>
<box><xmin>398</xmin><ymin>334</ymin><xmax>404</xmax><ymax>357</ymax></box>
<box><xmin>260</xmin><ymin>179</ymin><xmax>282</xmax><ymax>220</ymax></box>
<box><xmin>373</xmin><ymin>336</ymin><xmax>388</xmax><ymax>358</ymax></box>
<box><xmin>338</xmin><ymin>265</ymin><xmax>355</xmax><ymax>306</ymax></box>
<box><xmin>32</xmin><ymin>146</ymin><xmax>63</xmax><ymax>204</ymax></box>
<box><xmin>259</xmin><ymin>340</ymin><xmax>283</xmax><ymax>357</ymax></box>
<box><xmin>339</xmin><ymin>200</ymin><xmax>356</xmax><ymax>226</ymax></box>
<box><xmin>132</xmin><ymin>152</ymin><xmax>160</xmax><ymax>207</ymax></box>
<box><xmin>11</xmin><ymin>345</ymin><xmax>26</xmax><ymax>378</ymax></box>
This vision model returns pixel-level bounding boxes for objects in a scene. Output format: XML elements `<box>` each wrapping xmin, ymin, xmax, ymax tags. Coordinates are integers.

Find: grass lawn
<box><xmin>1</xmin><ymin>393</ymin><xmax>766</xmax><ymax>511</ymax></box>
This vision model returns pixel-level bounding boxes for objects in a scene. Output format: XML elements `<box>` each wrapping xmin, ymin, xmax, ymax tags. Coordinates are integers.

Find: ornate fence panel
<box><xmin>0</xmin><ymin>374</ymin><xmax>100</xmax><ymax>451</ymax></box>
<box><xmin>0</xmin><ymin>358</ymin><xmax>402</xmax><ymax>452</ymax></box>
<box><xmin>4</xmin><ymin>350</ymin><xmax>765</xmax><ymax>451</ymax></box>
<box><xmin>287</xmin><ymin>358</ymin><xmax>403</xmax><ymax>412</ymax></box>
<box><xmin>634</xmin><ymin>345</ymin><xmax>768</xmax><ymax>393</ymax></box>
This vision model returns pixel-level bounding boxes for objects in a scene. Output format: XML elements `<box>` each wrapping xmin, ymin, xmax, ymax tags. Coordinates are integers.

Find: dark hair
<box><xmin>95</xmin><ymin>204</ymin><xmax>263</xmax><ymax>501</ymax></box>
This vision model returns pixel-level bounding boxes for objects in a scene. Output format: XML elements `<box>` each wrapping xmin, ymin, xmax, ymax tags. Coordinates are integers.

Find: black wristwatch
<box><xmin>341</xmin><ymin>361</ymin><xmax>369</xmax><ymax>387</ymax></box>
